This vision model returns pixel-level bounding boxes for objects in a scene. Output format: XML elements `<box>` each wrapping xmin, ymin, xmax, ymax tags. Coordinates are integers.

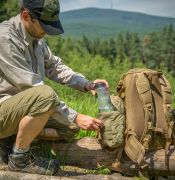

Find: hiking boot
<box><xmin>8</xmin><ymin>151</ymin><xmax>60</xmax><ymax>175</ymax></box>
<box><xmin>0</xmin><ymin>135</ymin><xmax>16</xmax><ymax>165</ymax></box>
<box><xmin>0</xmin><ymin>140</ymin><xmax>8</xmax><ymax>164</ymax></box>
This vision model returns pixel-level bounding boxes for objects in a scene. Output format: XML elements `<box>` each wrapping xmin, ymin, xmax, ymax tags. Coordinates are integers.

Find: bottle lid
<box><xmin>95</xmin><ymin>82</ymin><xmax>106</xmax><ymax>89</ymax></box>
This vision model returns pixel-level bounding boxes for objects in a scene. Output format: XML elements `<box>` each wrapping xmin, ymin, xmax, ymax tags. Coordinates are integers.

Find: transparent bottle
<box><xmin>95</xmin><ymin>83</ymin><xmax>114</xmax><ymax>112</ymax></box>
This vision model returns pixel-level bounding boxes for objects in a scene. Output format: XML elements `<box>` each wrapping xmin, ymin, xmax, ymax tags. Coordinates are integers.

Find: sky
<box><xmin>60</xmin><ymin>0</ymin><xmax>175</xmax><ymax>18</ymax></box>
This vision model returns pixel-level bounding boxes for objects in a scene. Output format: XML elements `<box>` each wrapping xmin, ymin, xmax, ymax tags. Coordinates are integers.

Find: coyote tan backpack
<box><xmin>117</xmin><ymin>68</ymin><xmax>175</xmax><ymax>168</ymax></box>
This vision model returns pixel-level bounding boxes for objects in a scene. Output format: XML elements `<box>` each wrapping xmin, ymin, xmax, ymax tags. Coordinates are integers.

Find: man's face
<box><xmin>27</xmin><ymin>16</ymin><xmax>46</xmax><ymax>39</ymax></box>
<box><xmin>21</xmin><ymin>10</ymin><xmax>46</xmax><ymax>39</ymax></box>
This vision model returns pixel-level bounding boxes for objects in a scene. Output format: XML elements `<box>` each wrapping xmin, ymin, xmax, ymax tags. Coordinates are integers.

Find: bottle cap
<box><xmin>95</xmin><ymin>83</ymin><xmax>106</xmax><ymax>89</ymax></box>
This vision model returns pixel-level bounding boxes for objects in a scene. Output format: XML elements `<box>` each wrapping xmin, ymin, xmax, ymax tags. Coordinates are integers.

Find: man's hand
<box><xmin>85</xmin><ymin>79</ymin><xmax>109</xmax><ymax>96</ymax></box>
<box><xmin>74</xmin><ymin>114</ymin><xmax>104</xmax><ymax>131</ymax></box>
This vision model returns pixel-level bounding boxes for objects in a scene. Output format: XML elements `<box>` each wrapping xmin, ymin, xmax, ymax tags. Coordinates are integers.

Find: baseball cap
<box><xmin>19</xmin><ymin>0</ymin><xmax>64</xmax><ymax>35</ymax></box>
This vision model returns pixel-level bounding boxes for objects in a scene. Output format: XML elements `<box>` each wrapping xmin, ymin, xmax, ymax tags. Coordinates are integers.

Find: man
<box><xmin>0</xmin><ymin>0</ymin><xmax>107</xmax><ymax>176</ymax></box>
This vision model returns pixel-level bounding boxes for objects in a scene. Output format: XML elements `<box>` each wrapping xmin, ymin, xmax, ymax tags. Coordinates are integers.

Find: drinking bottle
<box><xmin>95</xmin><ymin>83</ymin><xmax>114</xmax><ymax>112</ymax></box>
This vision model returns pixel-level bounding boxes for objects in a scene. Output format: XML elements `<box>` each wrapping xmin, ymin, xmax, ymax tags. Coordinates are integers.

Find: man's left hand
<box><xmin>85</xmin><ymin>79</ymin><xmax>109</xmax><ymax>96</ymax></box>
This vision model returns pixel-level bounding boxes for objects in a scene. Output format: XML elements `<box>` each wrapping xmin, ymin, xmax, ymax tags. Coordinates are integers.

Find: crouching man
<box><xmin>0</xmin><ymin>0</ymin><xmax>106</xmax><ymax>175</ymax></box>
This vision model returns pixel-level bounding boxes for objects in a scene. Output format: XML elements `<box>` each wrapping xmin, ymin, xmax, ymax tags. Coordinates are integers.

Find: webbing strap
<box><xmin>148</xmin><ymin>127</ymin><xmax>164</xmax><ymax>133</ymax></box>
<box><xmin>159</xmin><ymin>75</ymin><xmax>174</xmax><ymax>170</ymax></box>
<box><xmin>125</xmin><ymin>134</ymin><xmax>146</xmax><ymax>165</ymax></box>
<box><xmin>159</xmin><ymin>75</ymin><xmax>172</xmax><ymax>105</ymax></box>
<box><xmin>124</xmin><ymin>73</ymin><xmax>154</xmax><ymax>167</ymax></box>
<box><xmin>112</xmin><ymin>145</ymin><xmax>124</xmax><ymax>173</ymax></box>
<box><xmin>136</xmin><ymin>73</ymin><xmax>154</xmax><ymax>142</ymax></box>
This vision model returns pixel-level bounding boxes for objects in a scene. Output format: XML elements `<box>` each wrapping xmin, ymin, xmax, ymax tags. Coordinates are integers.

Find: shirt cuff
<box><xmin>54</xmin><ymin>101</ymin><xmax>78</xmax><ymax>123</ymax></box>
<box><xmin>70</xmin><ymin>75</ymin><xmax>89</xmax><ymax>92</ymax></box>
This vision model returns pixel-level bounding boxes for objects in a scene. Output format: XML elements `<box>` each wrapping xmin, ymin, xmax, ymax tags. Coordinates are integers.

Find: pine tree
<box><xmin>0</xmin><ymin>0</ymin><xmax>19</xmax><ymax>22</ymax></box>
<box><xmin>142</xmin><ymin>32</ymin><xmax>161</xmax><ymax>69</ymax></box>
<box><xmin>116</xmin><ymin>33</ymin><xmax>125</xmax><ymax>63</ymax></box>
<box><xmin>108</xmin><ymin>38</ymin><xmax>117</xmax><ymax>64</ymax></box>
<box><xmin>129</xmin><ymin>33</ymin><xmax>142</xmax><ymax>68</ymax></box>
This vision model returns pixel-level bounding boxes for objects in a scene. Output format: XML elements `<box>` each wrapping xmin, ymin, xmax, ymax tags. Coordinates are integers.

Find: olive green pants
<box><xmin>0</xmin><ymin>85</ymin><xmax>79</xmax><ymax>141</ymax></box>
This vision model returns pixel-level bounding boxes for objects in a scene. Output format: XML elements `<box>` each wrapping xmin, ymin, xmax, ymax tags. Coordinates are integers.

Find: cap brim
<box><xmin>39</xmin><ymin>19</ymin><xmax>64</xmax><ymax>35</ymax></box>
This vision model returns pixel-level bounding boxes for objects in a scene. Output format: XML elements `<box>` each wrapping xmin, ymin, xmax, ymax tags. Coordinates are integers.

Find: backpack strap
<box><xmin>159</xmin><ymin>74</ymin><xmax>174</xmax><ymax>170</ymax></box>
<box><xmin>125</xmin><ymin>72</ymin><xmax>154</xmax><ymax>168</ymax></box>
<box><xmin>136</xmin><ymin>72</ymin><xmax>155</xmax><ymax>139</ymax></box>
<box><xmin>111</xmin><ymin>145</ymin><xmax>125</xmax><ymax>173</ymax></box>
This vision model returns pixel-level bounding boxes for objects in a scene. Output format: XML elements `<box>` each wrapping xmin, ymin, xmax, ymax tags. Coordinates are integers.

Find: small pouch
<box><xmin>97</xmin><ymin>96</ymin><xmax>125</xmax><ymax>150</ymax></box>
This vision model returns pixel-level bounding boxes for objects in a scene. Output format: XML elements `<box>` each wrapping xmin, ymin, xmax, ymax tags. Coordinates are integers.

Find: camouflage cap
<box><xmin>19</xmin><ymin>0</ymin><xmax>64</xmax><ymax>35</ymax></box>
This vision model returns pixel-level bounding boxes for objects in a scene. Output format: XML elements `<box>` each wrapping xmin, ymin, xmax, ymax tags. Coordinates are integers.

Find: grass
<box><xmin>45</xmin><ymin>78</ymin><xmax>99</xmax><ymax>138</ymax></box>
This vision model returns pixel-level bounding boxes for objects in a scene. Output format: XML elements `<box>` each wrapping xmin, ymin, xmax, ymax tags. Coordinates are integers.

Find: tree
<box><xmin>0</xmin><ymin>0</ymin><xmax>19</xmax><ymax>22</ymax></box>
<box><xmin>128</xmin><ymin>33</ymin><xmax>142</xmax><ymax>68</ymax></box>
<box><xmin>156</xmin><ymin>24</ymin><xmax>175</xmax><ymax>73</ymax></box>
<box><xmin>116</xmin><ymin>33</ymin><xmax>125</xmax><ymax>63</ymax></box>
<box><xmin>108</xmin><ymin>38</ymin><xmax>117</xmax><ymax>64</ymax></box>
<box><xmin>142</xmin><ymin>32</ymin><xmax>161</xmax><ymax>69</ymax></box>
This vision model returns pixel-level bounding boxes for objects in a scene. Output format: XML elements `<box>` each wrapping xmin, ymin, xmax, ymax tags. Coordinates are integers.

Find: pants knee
<box><xmin>28</xmin><ymin>85</ymin><xmax>59</xmax><ymax>116</ymax></box>
<box><xmin>33</xmin><ymin>85</ymin><xmax>57</xmax><ymax>100</ymax></box>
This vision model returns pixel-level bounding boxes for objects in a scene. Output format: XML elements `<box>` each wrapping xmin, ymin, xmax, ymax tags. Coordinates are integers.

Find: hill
<box><xmin>60</xmin><ymin>8</ymin><xmax>175</xmax><ymax>39</ymax></box>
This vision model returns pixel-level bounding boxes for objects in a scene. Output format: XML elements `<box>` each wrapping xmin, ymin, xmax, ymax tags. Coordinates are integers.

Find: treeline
<box><xmin>0</xmin><ymin>0</ymin><xmax>19</xmax><ymax>22</ymax></box>
<box><xmin>46</xmin><ymin>23</ymin><xmax>175</xmax><ymax>76</ymax></box>
<box><xmin>1</xmin><ymin>0</ymin><xmax>175</xmax><ymax>76</ymax></box>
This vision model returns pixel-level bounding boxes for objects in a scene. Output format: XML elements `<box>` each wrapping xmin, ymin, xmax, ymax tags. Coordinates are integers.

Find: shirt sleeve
<box><xmin>43</xmin><ymin>43</ymin><xmax>89</xmax><ymax>92</ymax></box>
<box><xmin>53</xmin><ymin>100</ymin><xmax>78</xmax><ymax>123</ymax></box>
<box><xmin>0</xmin><ymin>35</ymin><xmax>78</xmax><ymax>122</ymax></box>
<box><xmin>0</xmin><ymin>34</ymin><xmax>44</xmax><ymax>90</ymax></box>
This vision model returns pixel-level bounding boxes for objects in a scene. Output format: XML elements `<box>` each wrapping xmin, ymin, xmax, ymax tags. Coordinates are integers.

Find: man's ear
<box><xmin>21</xmin><ymin>10</ymin><xmax>30</xmax><ymax>22</ymax></box>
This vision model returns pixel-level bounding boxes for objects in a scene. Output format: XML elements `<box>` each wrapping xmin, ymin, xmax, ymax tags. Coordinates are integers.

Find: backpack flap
<box><xmin>125</xmin><ymin>133</ymin><xmax>145</xmax><ymax>165</ymax></box>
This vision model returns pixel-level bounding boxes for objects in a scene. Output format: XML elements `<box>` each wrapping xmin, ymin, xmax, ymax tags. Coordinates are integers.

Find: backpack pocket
<box><xmin>97</xmin><ymin>96</ymin><xmax>125</xmax><ymax>150</ymax></box>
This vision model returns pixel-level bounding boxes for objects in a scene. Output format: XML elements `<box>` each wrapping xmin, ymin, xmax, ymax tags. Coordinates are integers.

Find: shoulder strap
<box><xmin>125</xmin><ymin>72</ymin><xmax>154</xmax><ymax>167</ymax></box>
<box><xmin>159</xmin><ymin>74</ymin><xmax>174</xmax><ymax>170</ymax></box>
<box><xmin>136</xmin><ymin>72</ymin><xmax>154</xmax><ymax>141</ymax></box>
<box><xmin>117</xmin><ymin>75</ymin><xmax>126</xmax><ymax>99</ymax></box>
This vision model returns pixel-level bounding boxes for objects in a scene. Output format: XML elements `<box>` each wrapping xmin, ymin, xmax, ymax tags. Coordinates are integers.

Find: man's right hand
<box><xmin>74</xmin><ymin>114</ymin><xmax>104</xmax><ymax>131</ymax></box>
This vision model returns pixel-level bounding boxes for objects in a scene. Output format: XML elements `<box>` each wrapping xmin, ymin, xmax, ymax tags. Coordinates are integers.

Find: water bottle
<box><xmin>95</xmin><ymin>83</ymin><xmax>114</xmax><ymax>112</ymax></box>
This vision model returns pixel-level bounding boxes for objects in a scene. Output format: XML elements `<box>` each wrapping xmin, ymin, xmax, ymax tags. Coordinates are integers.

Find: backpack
<box><xmin>98</xmin><ymin>68</ymin><xmax>175</xmax><ymax>173</ymax></box>
<box><xmin>117</xmin><ymin>68</ymin><xmax>175</xmax><ymax>168</ymax></box>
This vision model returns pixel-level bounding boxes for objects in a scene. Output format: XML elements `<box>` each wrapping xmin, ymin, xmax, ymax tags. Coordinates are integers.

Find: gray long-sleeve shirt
<box><xmin>0</xmin><ymin>14</ymin><xmax>89</xmax><ymax>122</ymax></box>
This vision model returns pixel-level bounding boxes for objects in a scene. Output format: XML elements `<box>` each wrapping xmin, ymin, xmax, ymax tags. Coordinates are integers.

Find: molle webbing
<box><xmin>136</xmin><ymin>73</ymin><xmax>154</xmax><ymax>140</ymax></box>
<box><xmin>159</xmin><ymin>75</ymin><xmax>174</xmax><ymax>169</ymax></box>
<box><xmin>124</xmin><ymin>70</ymin><xmax>173</xmax><ymax>167</ymax></box>
<box><xmin>118</xmin><ymin>68</ymin><xmax>174</xmax><ymax>170</ymax></box>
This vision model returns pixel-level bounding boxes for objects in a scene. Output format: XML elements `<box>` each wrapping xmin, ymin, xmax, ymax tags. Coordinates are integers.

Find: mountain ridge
<box><xmin>62</xmin><ymin>7</ymin><xmax>175</xmax><ymax>19</ymax></box>
<box><xmin>60</xmin><ymin>8</ymin><xmax>175</xmax><ymax>39</ymax></box>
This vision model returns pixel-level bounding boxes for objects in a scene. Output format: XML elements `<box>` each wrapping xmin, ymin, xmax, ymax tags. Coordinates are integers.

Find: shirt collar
<box><xmin>14</xmin><ymin>14</ymin><xmax>37</xmax><ymax>46</ymax></box>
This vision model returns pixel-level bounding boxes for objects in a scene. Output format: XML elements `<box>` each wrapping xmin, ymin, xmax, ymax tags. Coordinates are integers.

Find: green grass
<box><xmin>45</xmin><ymin>78</ymin><xmax>99</xmax><ymax>138</ymax></box>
